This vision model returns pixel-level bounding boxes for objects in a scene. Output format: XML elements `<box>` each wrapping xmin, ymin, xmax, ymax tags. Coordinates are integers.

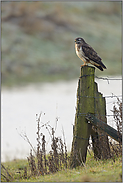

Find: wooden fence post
<box><xmin>91</xmin><ymin>82</ymin><xmax>111</xmax><ymax>160</ymax></box>
<box><xmin>70</xmin><ymin>65</ymin><xmax>112</xmax><ymax>168</ymax></box>
<box><xmin>70</xmin><ymin>66</ymin><xmax>95</xmax><ymax>168</ymax></box>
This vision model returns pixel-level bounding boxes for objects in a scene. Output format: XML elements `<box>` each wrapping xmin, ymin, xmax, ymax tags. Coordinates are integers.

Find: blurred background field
<box><xmin>1</xmin><ymin>2</ymin><xmax>122</xmax><ymax>163</ymax></box>
<box><xmin>1</xmin><ymin>1</ymin><xmax>122</xmax><ymax>87</ymax></box>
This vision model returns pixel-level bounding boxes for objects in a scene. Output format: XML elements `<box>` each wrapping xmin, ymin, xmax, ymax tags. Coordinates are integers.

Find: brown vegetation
<box><xmin>1</xmin><ymin>97</ymin><xmax>122</xmax><ymax>181</ymax></box>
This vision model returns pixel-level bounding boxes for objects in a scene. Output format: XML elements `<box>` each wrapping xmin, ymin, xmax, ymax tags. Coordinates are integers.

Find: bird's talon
<box><xmin>81</xmin><ymin>64</ymin><xmax>87</xmax><ymax>67</ymax></box>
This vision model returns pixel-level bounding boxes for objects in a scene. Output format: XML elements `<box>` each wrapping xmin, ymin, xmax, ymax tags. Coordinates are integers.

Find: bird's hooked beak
<box><xmin>75</xmin><ymin>39</ymin><xmax>79</xmax><ymax>44</ymax></box>
<box><xmin>75</xmin><ymin>39</ymin><xmax>80</xmax><ymax>44</ymax></box>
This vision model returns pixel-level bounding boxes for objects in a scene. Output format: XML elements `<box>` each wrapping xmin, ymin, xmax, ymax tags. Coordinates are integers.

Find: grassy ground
<box><xmin>1</xmin><ymin>153</ymin><xmax>122</xmax><ymax>182</ymax></box>
<box><xmin>1</xmin><ymin>84</ymin><xmax>122</xmax><ymax>182</ymax></box>
<box><xmin>1</xmin><ymin>2</ymin><xmax>122</xmax><ymax>87</ymax></box>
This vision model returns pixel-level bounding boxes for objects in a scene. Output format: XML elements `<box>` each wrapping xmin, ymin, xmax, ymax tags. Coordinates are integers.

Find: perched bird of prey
<box><xmin>75</xmin><ymin>37</ymin><xmax>107</xmax><ymax>71</ymax></box>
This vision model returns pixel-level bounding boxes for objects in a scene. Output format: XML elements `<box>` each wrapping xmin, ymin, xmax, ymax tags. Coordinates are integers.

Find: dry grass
<box><xmin>1</xmin><ymin>97</ymin><xmax>122</xmax><ymax>182</ymax></box>
<box><xmin>27</xmin><ymin>112</ymin><xmax>69</xmax><ymax>176</ymax></box>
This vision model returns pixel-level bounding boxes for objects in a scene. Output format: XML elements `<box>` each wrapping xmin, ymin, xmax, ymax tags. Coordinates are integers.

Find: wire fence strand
<box><xmin>95</xmin><ymin>76</ymin><xmax>122</xmax><ymax>80</ymax></box>
<box><xmin>78</xmin><ymin>95</ymin><xmax>122</xmax><ymax>98</ymax></box>
<box><xmin>79</xmin><ymin>74</ymin><xmax>122</xmax><ymax>84</ymax></box>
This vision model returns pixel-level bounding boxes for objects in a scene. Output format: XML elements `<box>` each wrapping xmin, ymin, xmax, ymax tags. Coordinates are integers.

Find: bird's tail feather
<box><xmin>95</xmin><ymin>65</ymin><xmax>104</xmax><ymax>71</ymax></box>
<box><xmin>101</xmin><ymin>62</ymin><xmax>107</xmax><ymax>69</ymax></box>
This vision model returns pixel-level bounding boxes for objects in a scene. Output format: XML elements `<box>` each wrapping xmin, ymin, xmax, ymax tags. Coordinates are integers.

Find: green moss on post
<box><xmin>70</xmin><ymin>66</ymin><xmax>95</xmax><ymax>168</ymax></box>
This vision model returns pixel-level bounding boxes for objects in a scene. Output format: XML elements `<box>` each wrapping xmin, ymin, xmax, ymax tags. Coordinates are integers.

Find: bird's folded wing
<box><xmin>82</xmin><ymin>44</ymin><xmax>102</xmax><ymax>64</ymax></box>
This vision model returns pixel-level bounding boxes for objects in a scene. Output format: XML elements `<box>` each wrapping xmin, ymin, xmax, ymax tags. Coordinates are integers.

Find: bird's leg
<box><xmin>81</xmin><ymin>62</ymin><xmax>88</xmax><ymax>67</ymax></box>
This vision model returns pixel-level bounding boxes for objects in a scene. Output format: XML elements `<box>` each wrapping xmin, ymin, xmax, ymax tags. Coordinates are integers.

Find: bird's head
<box><xmin>75</xmin><ymin>37</ymin><xmax>86</xmax><ymax>44</ymax></box>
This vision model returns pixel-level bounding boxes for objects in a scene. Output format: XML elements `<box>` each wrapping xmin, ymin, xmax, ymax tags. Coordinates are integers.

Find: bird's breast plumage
<box><xmin>75</xmin><ymin>43</ymin><xmax>88</xmax><ymax>62</ymax></box>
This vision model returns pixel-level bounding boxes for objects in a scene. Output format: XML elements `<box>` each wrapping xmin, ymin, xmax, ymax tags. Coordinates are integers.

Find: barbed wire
<box><xmin>77</xmin><ymin>113</ymin><xmax>120</xmax><ymax>117</ymax></box>
<box><xmin>79</xmin><ymin>74</ymin><xmax>122</xmax><ymax>84</ymax></box>
<box><xmin>78</xmin><ymin>95</ymin><xmax>122</xmax><ymax>98</ymax></box>
<box><xmin>95</xmin><ymin>76</ymin><xmax>122</xmax><ymax>81</ymax></box>
<box><xmin>74</xmin><ymin>134</ymin><xmax>108</xmax><ymax>141</ymax></box>
<box><xmin>74</xmin><ymin>135</ymin><xmax>89</xmax><ymax>140</ymax></box>
<box><xmin>106</xmin><ymin>100</ymin><xmax>119</xmax><ymax>104</ymax></box>
<box><xmin>104</xmin><ymin>95</ymin><xmax>122</xmax><ymax>98</ymax></box>
<box><xmin>79</xmin><ymin>74</ymin><xmax>122</xmax><ymax>80</ymax></box>
<box><xmin>80</xmin><ymin>74</ymin><xmax>94</xmax><ymax>78</ymax></box>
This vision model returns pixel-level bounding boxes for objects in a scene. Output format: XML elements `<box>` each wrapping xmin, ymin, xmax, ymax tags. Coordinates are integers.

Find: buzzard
<box><xmin>75</xmin><ymin>37</ymin><xmax>107</xmax><ymax>71</ymax></box>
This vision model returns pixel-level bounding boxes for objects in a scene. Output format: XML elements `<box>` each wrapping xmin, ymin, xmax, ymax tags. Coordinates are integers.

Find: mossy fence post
<box><xmin>70</xmin><ymin>66</ymin><xmax>110</xmax><ymax>168</ymax></box>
